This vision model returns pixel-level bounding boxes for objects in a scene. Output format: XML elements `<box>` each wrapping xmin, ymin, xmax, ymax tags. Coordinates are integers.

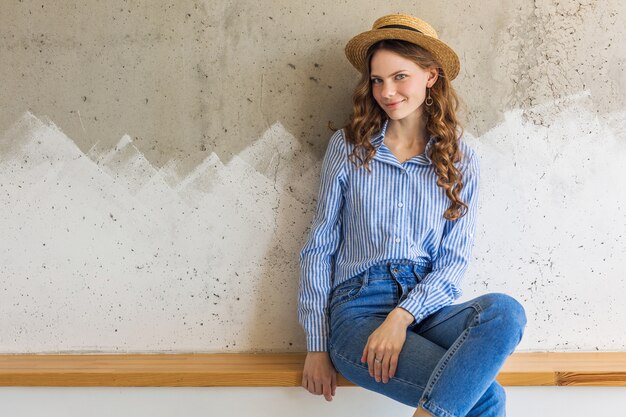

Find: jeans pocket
<box><xmin>330</xmin><ymin>273</ymin><xmax>367</xmax><ymax>310</ymax></box>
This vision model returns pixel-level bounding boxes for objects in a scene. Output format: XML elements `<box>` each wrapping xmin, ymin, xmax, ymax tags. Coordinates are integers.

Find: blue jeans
<box><xmin>328</xmin><ymin>260</ymin><xmax>527</xmax><ymax>417</ymax></box>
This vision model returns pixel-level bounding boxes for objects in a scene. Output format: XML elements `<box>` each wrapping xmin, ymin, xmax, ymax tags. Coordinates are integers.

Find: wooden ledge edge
<box><xmin>1</xmin><ymin>352</ymin><xmax>626</xmax><ymax>387</ymax></box>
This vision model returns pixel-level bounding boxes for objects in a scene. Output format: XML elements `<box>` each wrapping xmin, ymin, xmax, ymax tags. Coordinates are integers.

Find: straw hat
<box><xmin>345</xmin><ymin>14</ymin><xmax>460</xmax><ymax>80</ymax></box>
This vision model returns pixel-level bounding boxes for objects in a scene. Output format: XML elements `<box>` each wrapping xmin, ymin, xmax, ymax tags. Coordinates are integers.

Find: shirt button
<box><xmin>398</xmin><ymin>202</ymin><xmax>404</xmax><ymax>208</ymax></box>
<box><xmin>395</xmin><ymin>237</ymin><xmax>400</xmax><ymax>243</ymax></box>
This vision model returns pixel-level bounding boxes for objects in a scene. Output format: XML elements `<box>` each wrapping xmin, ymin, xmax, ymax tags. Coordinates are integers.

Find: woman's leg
<box><xmin>331</xmin><ymin>311</ymin><xmax>448</xmax><ymax>407</ymax></box>
<box><xmin>409</xmin><ymin>292</ymin><xmax>526</xmax><ymax>417</ymax></box>
<box><xmin>329</xmin><ymin>263</ymin><xmax>447</xmax><ymax>407</ymax></box>
<box><xmin>329</xmin><ymin>262</ymin><xmax>526</xmax><ymax>417</ymax></box>
<box><xmin>463</xmin><ymin>382</ymin><xmax>507</xmax><ymax>417</ymax></box>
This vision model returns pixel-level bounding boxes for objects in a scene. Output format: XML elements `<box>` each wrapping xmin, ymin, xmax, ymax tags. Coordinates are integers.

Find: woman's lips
<box><xmin>385</xmin><ymin>100</ymin><xmax>404</xmax><ymax>108</ymax></box>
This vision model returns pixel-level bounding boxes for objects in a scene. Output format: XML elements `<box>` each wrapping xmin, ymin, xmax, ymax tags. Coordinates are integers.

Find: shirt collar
<box><xmin>371</xmin><ymin>118</ymin><xmax>437</xmax><ymax>166</ymax></box>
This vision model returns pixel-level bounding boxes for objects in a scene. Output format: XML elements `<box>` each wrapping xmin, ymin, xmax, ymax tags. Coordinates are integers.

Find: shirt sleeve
<box><xmin>298</xmin><ymin>129</ymin><xmax>347</xmax><ymax>352</ymax></box>
<box><xmin>397</xmin><ymin>148</ymin><xmax>480</xmax><ymax>326</ymax></box>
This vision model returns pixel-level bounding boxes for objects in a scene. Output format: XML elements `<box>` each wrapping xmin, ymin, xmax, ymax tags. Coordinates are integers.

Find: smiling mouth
<box><xmin>385</xmin><ymin>100</ymin><xmax>404</xmax><ymax>107</ymax></box>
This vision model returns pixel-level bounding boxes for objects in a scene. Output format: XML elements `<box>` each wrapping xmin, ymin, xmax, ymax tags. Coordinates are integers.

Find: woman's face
<box><xmin>369</xmin><ymin>49</ymin><xmax>437</xmax><ymax>121</ymax></box>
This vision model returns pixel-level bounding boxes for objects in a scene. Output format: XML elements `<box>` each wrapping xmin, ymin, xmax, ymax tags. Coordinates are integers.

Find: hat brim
<box><xmin>345</xmin><ymin>28</ymin><xmax>460</xmax><ymax>80</ymax></box>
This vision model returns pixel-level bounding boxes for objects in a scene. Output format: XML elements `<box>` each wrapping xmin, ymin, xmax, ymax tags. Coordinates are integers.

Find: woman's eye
<box><xmin>396</xmin><ymin>74</ymin><xmax>406</xmax><ymax>80</ymax></box>
<box><xmin>371</xmin><ymin>78</ymin><xmax>381</xmax><ymax>84</ymax></box>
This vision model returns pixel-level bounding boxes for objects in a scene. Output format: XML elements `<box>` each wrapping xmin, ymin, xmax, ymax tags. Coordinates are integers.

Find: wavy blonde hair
<box><xmin>339</xmin><ymin>39</ymin><xmax>468</xmax><ymax>221</ymax></box>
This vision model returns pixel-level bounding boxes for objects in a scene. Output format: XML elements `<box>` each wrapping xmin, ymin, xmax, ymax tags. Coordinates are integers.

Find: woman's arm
<box><xmin>298</xmin><ymin>129</ymin><xmax>347</xmax><ymax>352</ymax></box>
<box><xmin>299</xmin><ymin>130</ymin><xmax>346</xmax><ymax>401</ymax></box>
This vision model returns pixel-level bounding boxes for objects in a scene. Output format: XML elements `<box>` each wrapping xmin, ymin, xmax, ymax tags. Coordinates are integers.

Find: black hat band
<box><xmin>379</xmin><ymin>24</ymin><xmax>423</xmax><ymax>34</ymax></box>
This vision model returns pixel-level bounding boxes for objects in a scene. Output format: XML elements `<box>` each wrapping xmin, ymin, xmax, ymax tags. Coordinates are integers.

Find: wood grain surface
<box><xmin>1</xmin><ymin>352</ymin><xmax>626</xmax><ymax>387</ymax></box>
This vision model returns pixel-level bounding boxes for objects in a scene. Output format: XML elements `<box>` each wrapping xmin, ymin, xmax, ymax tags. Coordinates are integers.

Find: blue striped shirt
<box><xmin>298</xmin><ymin>118</ymin><xmax>480</xmax><ymax>352</ymax></box>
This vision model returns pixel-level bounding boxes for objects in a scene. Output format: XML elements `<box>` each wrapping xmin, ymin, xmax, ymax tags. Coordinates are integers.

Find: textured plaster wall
<box><xmin>0</xmin><ymin>0</ymin><xmax>625</xmax><ymax>353</ymax></box>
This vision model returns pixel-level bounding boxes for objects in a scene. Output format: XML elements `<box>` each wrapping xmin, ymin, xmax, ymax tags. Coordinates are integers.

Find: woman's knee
<box><xmin>476</xmin><ymin>293</ymin><xmax>527</xmax><ymax>342</ymax></box>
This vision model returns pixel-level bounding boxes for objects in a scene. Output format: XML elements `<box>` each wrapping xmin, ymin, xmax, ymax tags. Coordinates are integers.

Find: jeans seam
<box><xmin>422</xmin><ymin>399</ymin><xmax>457</xmax><ymax>417</ymax></box>
<box><xmin>421</xmin><ymin>303</ymin><xmax>482</xmax><ymax>408</ymax></box>
<box><xmin>331</xmin><ymin>347</ymin><xmax>426</xmax><ymax>390</ymax></box>
<box><xmin>424</xmin><ymin>328</ymin><xmax>470</xmax><ymax>394</ymax></box>
<box><xmin>418</xmin><ymin>305</ymin><xmax>475</xmax><ymax>334</ymax></box>
<box><xmin>468</xmin><ymin>301</ymin><xmax>483</xmax><ymax>327</ymax></box>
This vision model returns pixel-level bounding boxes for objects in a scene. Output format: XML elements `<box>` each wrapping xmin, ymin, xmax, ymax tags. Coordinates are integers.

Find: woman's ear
<box><xmin>427</xmin><ymin>67</ymin><xmax>439</xmax><ymax>88</ymax></box>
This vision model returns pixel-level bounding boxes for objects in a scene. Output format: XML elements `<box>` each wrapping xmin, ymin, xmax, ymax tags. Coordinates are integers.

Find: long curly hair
<box><xmin>340</xmin><ymin>39</ymin><xmax>468</xmax><ymax>221</ymax></box>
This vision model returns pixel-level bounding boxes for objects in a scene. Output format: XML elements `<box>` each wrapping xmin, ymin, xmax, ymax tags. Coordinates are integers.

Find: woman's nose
<box><xmin>381</xmin><ymin>82</ymin><xmax>395</xmax><ymax>98</ymax></box>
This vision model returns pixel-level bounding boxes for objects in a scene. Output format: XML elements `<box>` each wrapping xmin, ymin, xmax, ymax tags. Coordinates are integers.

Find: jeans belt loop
<box><xmin>363</xmin><ymin>266</ymin><xmax>369</xmax><ymax>287</ymax></box>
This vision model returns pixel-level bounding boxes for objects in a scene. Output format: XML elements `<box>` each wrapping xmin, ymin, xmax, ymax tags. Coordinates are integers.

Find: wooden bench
<box><xmin>1</xmin><ymin>352</ymin><xmax>626</xmax><ymax>387</ymax></box>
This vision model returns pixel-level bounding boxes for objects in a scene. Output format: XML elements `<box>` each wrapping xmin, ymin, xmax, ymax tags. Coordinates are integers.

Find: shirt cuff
<box><xmin>397</xmin><ymin>298</ymin><xmax>428</xmax><ymax>327</ymax></box>
<box><xmin>306</xmin><ymin>335</ymin><xmax>329</xmax><ymax>352</ymax></box>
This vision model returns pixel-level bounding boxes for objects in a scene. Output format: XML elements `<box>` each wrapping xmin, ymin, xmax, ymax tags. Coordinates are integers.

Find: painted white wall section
<box><xmin>461</xmin><ymin>92</ymin><xmax>626</xmax><ymax>350</ymax></box>
<box><xmin>0</xmin><ymin>112</ymin><xmax>311</xmax><ymax>352</ymax></box>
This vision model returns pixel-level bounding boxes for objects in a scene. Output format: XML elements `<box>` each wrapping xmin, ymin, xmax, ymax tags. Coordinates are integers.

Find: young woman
<box><xmin>298</xmin><ymin>14</ymin><xmax>527</xmax><ymax>417</ymax></box>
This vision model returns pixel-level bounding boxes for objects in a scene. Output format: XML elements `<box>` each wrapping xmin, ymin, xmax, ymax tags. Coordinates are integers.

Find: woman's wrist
<box><xmin>389</xmin><ymin>307</ymin><xmax>416</xmax><ymax>327</ymax></box>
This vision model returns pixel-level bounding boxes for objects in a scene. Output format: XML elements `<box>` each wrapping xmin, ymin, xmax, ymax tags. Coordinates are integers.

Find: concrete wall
<box><xmin>1</xmin><ymin>0</ymin><xmax>626</xmax><ymax>354</ymax></box>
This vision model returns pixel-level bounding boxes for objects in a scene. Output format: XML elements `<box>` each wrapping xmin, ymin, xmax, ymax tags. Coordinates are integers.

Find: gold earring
<box><xmin>425</xmin><ymin>87</ymin><xmax>433</xmax><ymax>106</ymax></box>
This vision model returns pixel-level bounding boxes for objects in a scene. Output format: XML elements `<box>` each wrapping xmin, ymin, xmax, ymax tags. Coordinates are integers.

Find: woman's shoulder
<box><xmin>326</xmin><ymin>128</ymin><xmax>350</xmax><ymax>156</ymax></box>
<box><xmin>457</xmin><ymin>138</ymin><xmax>479</xmax><ymax>174</ymax></box>
<box><xmin>321</xmin><ymin>129</ymin><xmax>349</xmax><ymax>177</ymax></box>
<box><xmin>329</xmin><ymin>127</ymin><xmax>345</xmax><ymax>145</ymax></box>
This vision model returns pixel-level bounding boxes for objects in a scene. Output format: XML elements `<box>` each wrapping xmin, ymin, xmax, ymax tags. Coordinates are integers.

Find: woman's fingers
<box><xmin>308</xmin><ymin>378</ymin><xmax>335</xmax><ymax>401</ymax></box>
<box><xmin>359</xmin><ymin>313</ymin><xmax>411</xmax><ymax>384</ymax></box>
<box><xmin>366</xmin><ymin>348</ymin><xmax>398</xmax><ymax>383</ymax></box>
<box><xmin>381</xmin><ymin>353</ymin><xmax>393</xmax><ymax>383</ymax></box>
<box><xmin>301</xmin><ymin>352</ymin><xmax>337</xmax><ymax>401</ymax></box>
<box><xmin>322</xmin><ymin>380</ymin><xmax>333</xmax><ymax>401</ymax></box>
<box><xmin>304</xmin><ymin>378</ymin><xmax>319</xmax><ymax>395</ymax></box>
<box><xmin>361</xmin><ymin>342</ymin><xmax>369</xmax><ymax>365</ymax></box>
<box><xmin>369</xmin><ymin>348</ymin><xmax>387</xmax><ymax>382</ymax></box>
<box><xmin>374</xmin><ymin>352</ymin><xmax>384</xmax><ymax>382</ymax></box>
<box><xmin>389</xmin><ymin>353</ymin><xmax>399</xmax><ymax>379</ymax></box>
<box><xmin>302</xmin><ymin>372</ymin><xmax>332</xmax><ymax>397</ymax></box>
<box><xmin>366</xmin><ymin>348</ymin><xmax>374</xmax><ymax>377</ymax></box>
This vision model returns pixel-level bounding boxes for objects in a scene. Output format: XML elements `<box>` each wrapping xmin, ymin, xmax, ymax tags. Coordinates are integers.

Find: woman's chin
<box><xmin>385</xmin><ymin>111</ymin><xmax>407</xmax><ymax>120</ymax></box>
<box><xmin>384</xmin><ymin>107</ymin><xmax>424</xmax><ymax>121</ymax></box>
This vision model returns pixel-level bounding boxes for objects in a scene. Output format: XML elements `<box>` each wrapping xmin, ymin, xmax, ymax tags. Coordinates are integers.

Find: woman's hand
<box><xmin>361</xmin><ymin>307</ymin><xmax>415</xmax><ymax>383</ymax></box>
<box><xmin>302</xmin><ymin>351</ymin><xmax>337</xmax><ymax>401</ymax></box>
